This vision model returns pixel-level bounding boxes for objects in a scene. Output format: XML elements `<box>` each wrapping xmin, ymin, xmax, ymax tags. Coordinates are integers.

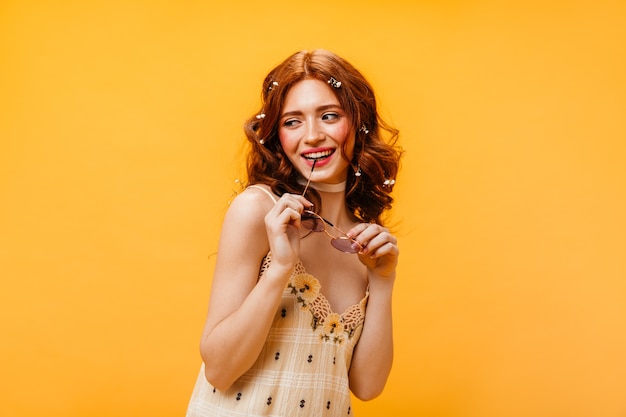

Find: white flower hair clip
<box><xmin>328</xmin><ymin>77</ymin><xmax>341</xmax><ymax>88</ymax></box>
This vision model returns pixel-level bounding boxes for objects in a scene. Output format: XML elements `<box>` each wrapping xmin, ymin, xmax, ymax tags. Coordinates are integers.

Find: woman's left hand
<box><xmin>347</xmin><ymin>223</ymin><xmax>399</xmax><ymax>280</ymax></box>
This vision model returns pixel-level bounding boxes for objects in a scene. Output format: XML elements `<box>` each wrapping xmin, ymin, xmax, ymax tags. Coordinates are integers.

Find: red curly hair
<box><xmin>244</xmin><ymin>49</ymin><xmax>403</xmax><ymax>225</ymax></box>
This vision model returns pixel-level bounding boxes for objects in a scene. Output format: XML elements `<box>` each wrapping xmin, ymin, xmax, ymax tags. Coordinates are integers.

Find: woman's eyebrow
<box><xmin>280</xmin><ymin>104</ymin><xmax>343</xmax><ymax>118</ymax></box>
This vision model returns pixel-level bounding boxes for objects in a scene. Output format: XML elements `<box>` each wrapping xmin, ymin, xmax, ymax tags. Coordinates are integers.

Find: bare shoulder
<box><xmin>225</xmin><ymin>185</ymin><xmax>277</xmax><ymax>221</ymax></box>
<box><xmin>218</xmin><ymin>185</ymin><xmax>277</xmax><ymax>254</ymax></box>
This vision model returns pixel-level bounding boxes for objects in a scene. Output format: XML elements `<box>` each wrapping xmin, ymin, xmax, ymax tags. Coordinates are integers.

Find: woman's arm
<box><xmin>348</xmin><ymin>275</ymin><xmax>395</xmax><ymax>400</ymax></box>
<box><xmin>199</xmin><ymin>189</ymin><xmax>311</xmax><ymax>391</ymax></box>
<box><xmin>346</xmin><ymin>223</ymin><xmax>399</xmax><ymax>400</ymax></box>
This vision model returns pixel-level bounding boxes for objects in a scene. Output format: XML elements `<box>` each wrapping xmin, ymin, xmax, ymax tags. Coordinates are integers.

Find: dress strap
<box><xmin>247</xmin><ymin>185</ymin><xmax>278</xmax><ymax>204</ymax></box>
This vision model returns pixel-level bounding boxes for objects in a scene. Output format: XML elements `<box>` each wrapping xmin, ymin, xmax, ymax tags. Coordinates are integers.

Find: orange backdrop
<box><xmin>1</xmin><ymin>1</ymin><xmax>625</xmax><ymax>416</ymax></box>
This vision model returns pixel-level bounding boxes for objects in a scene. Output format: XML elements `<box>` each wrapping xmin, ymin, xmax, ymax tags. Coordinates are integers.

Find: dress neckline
<box><xmin>291</xmin><ymin>257</ymin><xmax>368</xmax><ymax>319</ymax></box>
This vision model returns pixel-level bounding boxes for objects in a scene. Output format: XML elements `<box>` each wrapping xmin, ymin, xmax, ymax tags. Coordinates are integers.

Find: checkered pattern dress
<box><xmin>186</xmin><ymin>253</ymin><xmax>368</xmax><ymax>417</ymax></box>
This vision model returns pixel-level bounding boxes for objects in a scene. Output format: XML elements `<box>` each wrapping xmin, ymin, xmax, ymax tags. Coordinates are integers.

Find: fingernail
<box><xmin>354</xmin><ymin>243</ymin><xmax>367</xmax><ymax>254</ymax></box>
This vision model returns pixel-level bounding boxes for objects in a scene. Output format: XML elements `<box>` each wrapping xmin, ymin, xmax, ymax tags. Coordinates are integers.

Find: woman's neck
<box><xmin>297</xmin><ymin>178</ymin><xmax>346</xmax><ymax>193</ymax></box>
<box><xmin>297</xmin><ymin>179</ymin><xmax>356</xmax><ymax>228</ymax></box>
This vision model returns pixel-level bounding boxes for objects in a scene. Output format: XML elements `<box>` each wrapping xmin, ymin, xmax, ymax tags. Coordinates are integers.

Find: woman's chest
<box><xmin>297</xmin><ymin>243</ymin><xmax>368</xmax><ymax>315</ymax></box>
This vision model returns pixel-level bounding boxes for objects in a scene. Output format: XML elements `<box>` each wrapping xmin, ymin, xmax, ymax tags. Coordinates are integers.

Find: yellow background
<box><xmin>1</xmin><ymin>1</ymin><xmax>625</xmax><ymax>416</ymax></box>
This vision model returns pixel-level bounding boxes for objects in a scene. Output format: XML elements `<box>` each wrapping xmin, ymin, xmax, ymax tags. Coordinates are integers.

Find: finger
<box><xmin>345</xmin><ymin>223</ymin><xmax>370</xmax><ymax>239</ymax></box>
<box><xmin>278</xmin><ymin>193</ymin><xmax>313</xmax><ymax>210</ymax></box>
<box><xmin>356</xmin><ymin>228</ymin><xmax>397</xmax><ymax>256</ymax></box>
<box><xmin>349</xmin><ymin>224</ymin><xmax>388</xmax><ymax>247</ymax></box>
<box><xmin>278</xmin><ymin>206</ymin><xmax>305</xmax><ymax>227</ymax></box>
<box><xmin>367</xmin><ymin>240</ymin><xmax>399</xmax><ymax>258</ymax></box>
<box><xmin>271</xmin><ymin>196</ymin><xmax>306</xmax><ymax>218</ymax></box>
<box><xmin>266</xmin><ymin>204</ymin><xmax>305</xmax><ymax>234</ymax></box>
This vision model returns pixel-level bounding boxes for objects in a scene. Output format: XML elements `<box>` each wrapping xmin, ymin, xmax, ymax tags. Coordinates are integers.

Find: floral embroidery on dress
<box><xmin>291</xmin><ymin>273</ymin><xmax>321</xmax><ymax>304</ymax></box>
<box><xmin>286</xmin><ymin>265</ymin><xmax>367</xmax><ymax>346</ymax></box>
<box><xmin>320</xmin><ymin>313</ymin><xmax>346</xmax><ymax>345</ymax></box>
<box><xmin>288</xmin><ymin>274</ymin><xmax>324</xmax><ymax>330</ymax></box>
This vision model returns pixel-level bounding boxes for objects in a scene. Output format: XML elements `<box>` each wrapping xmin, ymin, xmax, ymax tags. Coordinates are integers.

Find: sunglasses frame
<box><xmin>300</xmin><ymin>210</ymin><xmax>362</xmax><ymax>253</ymax></box>
<box><xmin>299</xmin><ymin>159</ymin><xmax>362</xmax><ymax>253</ymax></box>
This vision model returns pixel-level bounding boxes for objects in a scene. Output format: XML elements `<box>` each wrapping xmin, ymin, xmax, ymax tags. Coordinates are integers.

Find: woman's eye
<box><xmin>322</xmin><ymin>113</ymin><xmax>339</xmax><ymax>121</ymax></box>
<box><xmin>284</xmin><ymin>119</ymin><xmax>300</xmax><ymax>127</ymax></box>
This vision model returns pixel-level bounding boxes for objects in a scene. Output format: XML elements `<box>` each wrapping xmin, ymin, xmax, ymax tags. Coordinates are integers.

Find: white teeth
<box><xmin>304</xmin><ymin>150</ymin><xmax>333</xmax><ymax>160</ymax></box>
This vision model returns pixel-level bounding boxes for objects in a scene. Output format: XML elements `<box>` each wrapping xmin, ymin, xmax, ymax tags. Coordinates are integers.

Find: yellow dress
<box><xmin>186</xmin><ymin>253</ymin><xmax>368</xmax><ymax>417</ymax></box>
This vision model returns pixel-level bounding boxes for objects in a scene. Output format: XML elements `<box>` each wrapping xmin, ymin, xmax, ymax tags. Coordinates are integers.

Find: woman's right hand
<box><xmin>263</xmin><ymin>193</ymin><xmax>312</xmax><ymax>274</ymax></box>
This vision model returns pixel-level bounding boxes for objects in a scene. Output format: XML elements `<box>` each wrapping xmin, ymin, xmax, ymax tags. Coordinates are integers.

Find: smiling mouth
<box><xmin>303</xmin><ymin>149</ymin><xmax>334</xmax><ymax>161</ymax></box>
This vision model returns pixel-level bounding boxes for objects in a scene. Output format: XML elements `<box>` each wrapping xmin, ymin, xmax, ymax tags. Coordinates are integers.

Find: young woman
<box><xmin>187</xmin><ymin>49</ymin><xmax>402</xmax><ymax>417</ymax></box>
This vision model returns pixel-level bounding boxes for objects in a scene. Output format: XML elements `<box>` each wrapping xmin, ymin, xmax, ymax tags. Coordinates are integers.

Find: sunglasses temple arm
<box><xmin>322</xmin><ymin>217</ymin><xmax>357</xmax><ymax>242</ymax></box>
<box><xmin>301</xmin><ymin>159</ymin><xmax>317</xmax><ymax>197</ymax></box>
<box><xmin>309</xmin><ymin>211</ymin><xmax>362</xmax><ymax>252</ymax></box>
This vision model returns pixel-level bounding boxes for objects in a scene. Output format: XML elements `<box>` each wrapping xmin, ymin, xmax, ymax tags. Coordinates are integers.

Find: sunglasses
<box><xmin>300</xmin><ymin>160</ymin><xmax>362</xmax><ymax>253</ymax></box>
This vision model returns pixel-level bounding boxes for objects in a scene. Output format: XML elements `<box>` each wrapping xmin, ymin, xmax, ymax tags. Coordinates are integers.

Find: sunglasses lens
<box><xmin>301</xmin><ymin>213</ymin><xmax>324</xmax><ymax>232</ymax></box>
<box><xmin>331</xmin><ymin>238</ymin><xmax>358</xmax><ymax>253</ymax></box>
<box><xmin>300</xmin><ymin>211</ymin><xmax>358</xmax><ymax>254</ymax></box>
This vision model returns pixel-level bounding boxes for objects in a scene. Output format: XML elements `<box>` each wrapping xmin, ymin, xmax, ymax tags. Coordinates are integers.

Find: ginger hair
<box><xmin>244</xmin><ymin>49</ymin><xmax>402</xmax><ymax>224</ymax></box>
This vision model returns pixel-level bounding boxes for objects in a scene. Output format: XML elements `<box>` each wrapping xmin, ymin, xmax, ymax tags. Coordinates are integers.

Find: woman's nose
<box><xmin>303</xmin><ymin>121</ymin><xmax>324</xmax><ymax>143</ymax></box>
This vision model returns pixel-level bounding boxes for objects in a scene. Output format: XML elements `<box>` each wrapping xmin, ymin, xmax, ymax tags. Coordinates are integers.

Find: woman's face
<box><xmin>278</xmin><ymin>78</ymin><xmax>354</xmax><ymax>184</ymax></box>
